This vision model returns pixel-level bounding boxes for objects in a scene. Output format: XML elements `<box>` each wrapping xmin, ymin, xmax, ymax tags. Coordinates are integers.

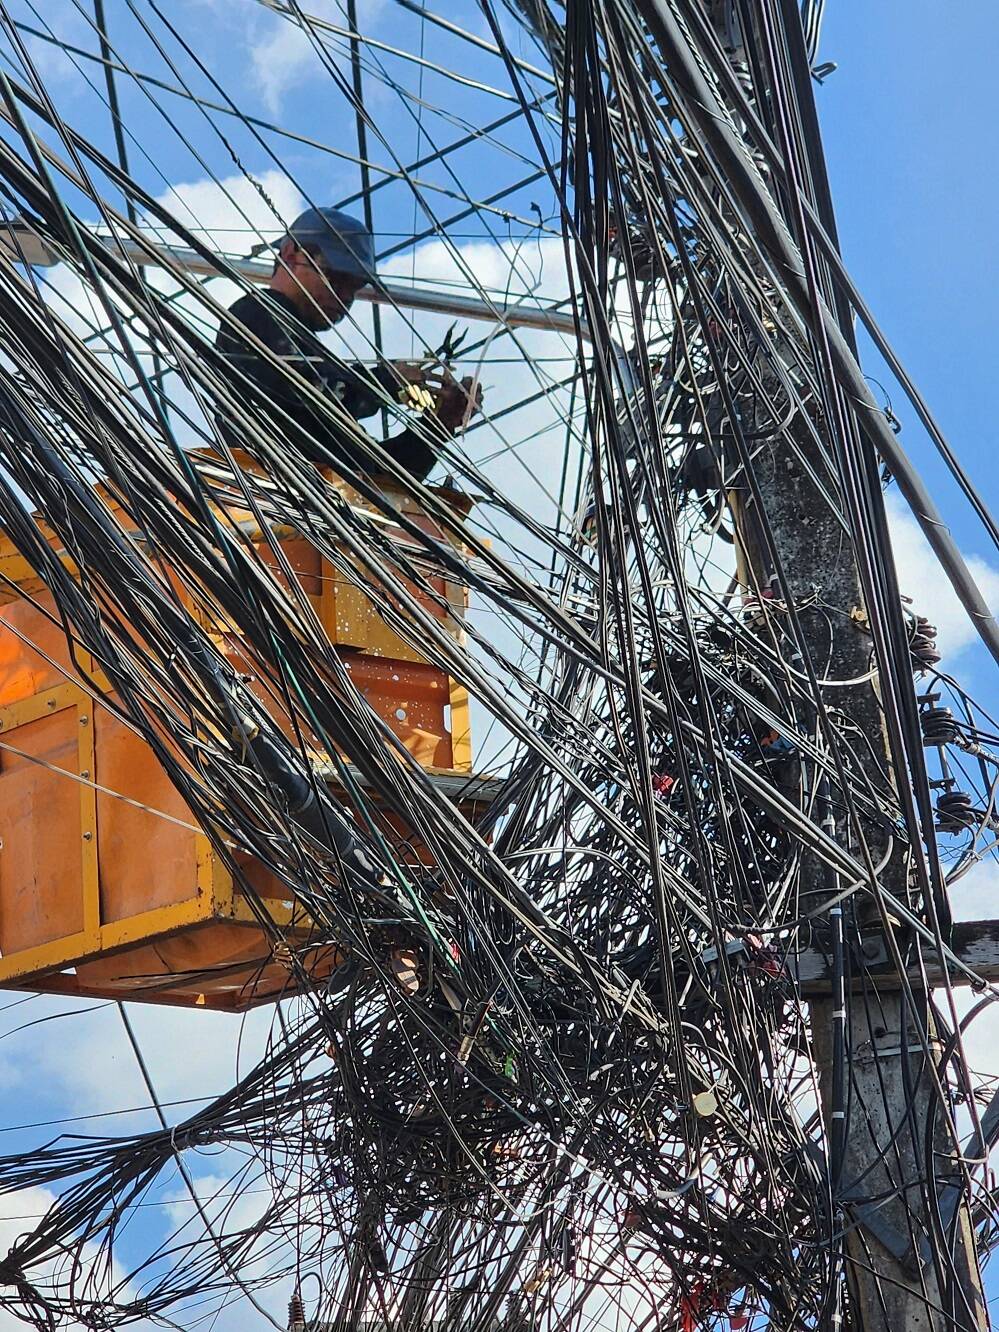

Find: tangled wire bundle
<box><xmin>0</xmin><ymin>2</ymin><xmax>993</xmax><ymax>1330</ymax></box>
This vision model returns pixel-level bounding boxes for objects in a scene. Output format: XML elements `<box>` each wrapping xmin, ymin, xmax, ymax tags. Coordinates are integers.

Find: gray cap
<box><xmin>283</xmin><ymin>207</ymin><xmax>380</xmax><ymax>286</ymax></box>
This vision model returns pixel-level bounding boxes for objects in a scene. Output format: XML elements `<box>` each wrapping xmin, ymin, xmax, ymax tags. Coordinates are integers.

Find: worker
<box><xmin>214</xmin><ymin>207</ymin><xmax>480</xmax><ymax>480</ymax></box>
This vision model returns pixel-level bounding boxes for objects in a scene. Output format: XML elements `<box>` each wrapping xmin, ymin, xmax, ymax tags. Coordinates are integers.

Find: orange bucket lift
<box><xmin>0</xmin><ymin>469</ymin><xmax>499</xmax><ymax>1010</ymax></box>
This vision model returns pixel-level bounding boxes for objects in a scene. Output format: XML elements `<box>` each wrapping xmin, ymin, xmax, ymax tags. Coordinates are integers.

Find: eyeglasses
<box><xmin>302</xmin><ymin>255</ymin><xmax>362</xmax><ymax>288</ymax></box>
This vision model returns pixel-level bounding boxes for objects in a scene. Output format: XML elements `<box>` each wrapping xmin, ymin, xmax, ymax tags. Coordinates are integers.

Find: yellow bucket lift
<box><xmin>0</xmin><ymin>469</ymin><xmax>495</xmax><ymax>1010</ymax></box>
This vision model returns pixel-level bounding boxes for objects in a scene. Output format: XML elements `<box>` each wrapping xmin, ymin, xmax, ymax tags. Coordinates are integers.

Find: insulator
<box><xmin>287</xmin><ymin>1290</ymin><xmax>305</xmax><ymax>1331</ymax></box>
<box><xmin>936</xmin><ymin>789</ymin><xmax>977</xmax><ymax>833</ymax></box>
<box><xmin>911</xmin><ymin>638</ymin><xmax>941</xmax><ymax>667</ymax></box>
<box><xmin>910</xmin><ymin>614</ymin><xmax>941</xmax><ymax>668</ymax></box>
<box><xmin>921</xmin><ymin>705</ymin><xmax>958</xmax><ymax>746</ymax></box>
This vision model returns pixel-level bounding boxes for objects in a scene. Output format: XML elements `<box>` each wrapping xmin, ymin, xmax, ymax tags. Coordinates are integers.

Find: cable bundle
<box><xmin>0</xmin><ymin>2</ymin><xmax>993</xmax><ymax>1330</ymax></box>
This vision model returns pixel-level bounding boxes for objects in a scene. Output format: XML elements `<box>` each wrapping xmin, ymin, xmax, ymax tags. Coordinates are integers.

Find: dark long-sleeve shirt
<box><xmin>214</xmin><ymin>289</ymin><xmax>437</xmax><ymax>481</ymax></box>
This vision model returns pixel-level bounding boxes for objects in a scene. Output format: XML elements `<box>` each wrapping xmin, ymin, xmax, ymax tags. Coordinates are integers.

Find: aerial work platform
<box><xmin>0</xmin><ymin>469</ymin><xmax>493</xmax><ymax>1010</ymax></box>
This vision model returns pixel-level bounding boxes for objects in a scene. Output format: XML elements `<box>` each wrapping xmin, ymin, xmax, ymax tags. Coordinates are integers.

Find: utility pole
<box><xmin>654</xmin><ymin>2</ymin><xmax>993</xmax><ymax>1328</ymax></box>
<box><xmin>729</xmin><ymin>407</ymin><xmax>988</xmax><ymax>1331</ymax></box>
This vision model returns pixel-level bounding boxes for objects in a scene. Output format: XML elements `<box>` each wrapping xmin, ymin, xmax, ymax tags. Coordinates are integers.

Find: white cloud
<box><xmin>950</xmin><ymin>987</ymin><xmax>999</xmax><ymax>1098</ymax></box>
<box><xmin>37</xmin><ymin>260</ymin><xmax>121</xmax><ymax>343</ymax></box>
<box><xmin>72</xmin><ymin>1001</ymin><xmax>273</xmax><ymax>1112</ymax></box>
<box><xmin>248</xmin><ymin>0</ymin><xmax>387</xmax><ymax>115</ymax></box>
<box><xmin>381</xmin><ymin>235</ymin><xmax>572</xmax><ymax>305</ymax></box>
<box><xmin>0</xmin><ymin>1185</ymin><xmax>155</xmax><ymax>1332</ymax></box>
<box><xmin>0</xmin><ymin>993</ymin><xmax>274</xmax><ymax>1122</ymax></box>
<box><xmin>36</xmin><ymin>168</ymin><xmax>303</xmax><ymax>344</ymax></box>
<box><xmin>886</xmin><ymin>490</ymin><xmax>999</xmax><ymax>660</ymax></box>
<box><xmin>0</xmin><ymin>1172</ymin><xmax>289</xmax><ymax>1332</ymax></box>
<box><xmin>364</xmin><ymin>234</ymin><xmax>581</xmax><ymax>505</ymax></box>
<box><xmin>941</xmin><ymin>863</ymin><xmax>999</xmax><ymax>1147</ymax></box>
<box><xmin>20</xmin><ymin>1</ymin><xmax>92</xmax><ymax>92</ymax></box>
<box><xmin>151</xmin><ymin>168</ymin><xmax>303</xmax><ymax>262</ymax></box>
<box><xmin>0</xmin><ymin>997</ymin><xmax>290</xmax><ymax>1332</ymax></box>
<box><xmin>162</xmin><ymin>1167</ymin><xmax>270</xmax><ymax>1237</ymax></box>
<box><xmin>948</xmin><ymin>859</ymin><xmax>999</xmax><ymax>923</ymax></box>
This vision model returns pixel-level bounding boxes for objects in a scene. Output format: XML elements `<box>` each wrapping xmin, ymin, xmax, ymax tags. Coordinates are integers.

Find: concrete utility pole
<box><xmin>669</xmin><ymin>3</ymin><xmax>993</xmax><ymax>1329</ymax></box>
<box><xmin>735</xmin><ymin>423</ymin><xmax>988</xmax><ymax>1331</ymax></box>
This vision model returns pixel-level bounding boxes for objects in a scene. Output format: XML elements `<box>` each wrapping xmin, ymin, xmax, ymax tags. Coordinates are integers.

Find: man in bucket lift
<box><xmin>215</xmin><ymin>206</ymin><xmax>481</xmax><ymax>479</ymax></box>
<box><xmin>217</xmin><ymin>209</ymin><xmax>478</xmax><ymax>999</ymax></box>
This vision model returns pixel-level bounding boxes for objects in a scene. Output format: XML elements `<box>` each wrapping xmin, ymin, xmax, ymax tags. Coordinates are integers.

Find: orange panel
<box><xmin>259</xmin><ymin>537</ymin><xmax>322</xmax><ymax>597</ymax></box>
<box><xmin>73</xmin><ymin>922</ymin><xmax>340</xmax><ymax>1008</ymax></box>
<box><xmin>95</xmin><ymin>705</ymin><xmax>200</xmax><ymax>921</ymax></box>
<box><xmin>369</xmin><ymin>797</ymin><xmax>494</xmax><ymax>867</ymax></box>
<box><xmin>0</xmin><ymin>709</ymin><xmax>84</xmax><ymax>952</ymax></box>
<box><xmin>0</xmin><ymin>469</ymin><xmax>476</xmax><ymax>1011</ymax></box>
<box><xmin>324</xmin><ymin>479</ymin><xmax>468</xmax><ymax>662</ymax></box>
<box><xmin>236</xmin><ymin>852</ymin><xmax>312</xmax><ymax>905</ymax></box>
<box><xmin>330</xmin><ymin>568</ymin><xmax>454</xmax><ymax>661</ymax></box>
<box><xmin>343</xmin><ymin>654</ymin><xmax>452</xmax><ymax>767</ymax></box>
<box><xmin>75</xmin><ymin>921</ymin><xmax>268</xmax><ymax>992</ymax></box>
<box><xmin>0</xmin><ymin>592</ymin><xmax>75</xmax><ymax>705</ymax></box>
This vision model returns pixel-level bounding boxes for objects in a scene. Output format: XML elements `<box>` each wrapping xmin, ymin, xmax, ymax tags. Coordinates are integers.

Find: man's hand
<box><xmin>389</xmin><ymin>360</ymin><xmax>430</xmax><ymax>386</ymax></box>
<box><xmin>385</xmin><ymin>360</ymin><xmax>436</xmax><ymax>412</ymax></box>
<box><xmin>384</xmin><ymin>360</ymin><xmax>484</xmax><ymax>432</ymax></box>
<box><xmin>428</xmin><ymin>371</ymin><xmax>484</xmax><ymax>433</ymax></box>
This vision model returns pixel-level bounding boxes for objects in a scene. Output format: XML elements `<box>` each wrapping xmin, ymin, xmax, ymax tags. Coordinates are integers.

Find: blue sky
<box><xmin>818</xmin><ymin>6</ymin><xmax>999</xmax><ymax>936</ymax></box>
<box><xmin>13</xmin><ymin>0</ymin><xmax>553</xmax><ymax>254</ymax></box>
<box><xmin>820</xmin><ymin>3</ymin><xmax>999</xmax><ymax>573</ymax></box>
